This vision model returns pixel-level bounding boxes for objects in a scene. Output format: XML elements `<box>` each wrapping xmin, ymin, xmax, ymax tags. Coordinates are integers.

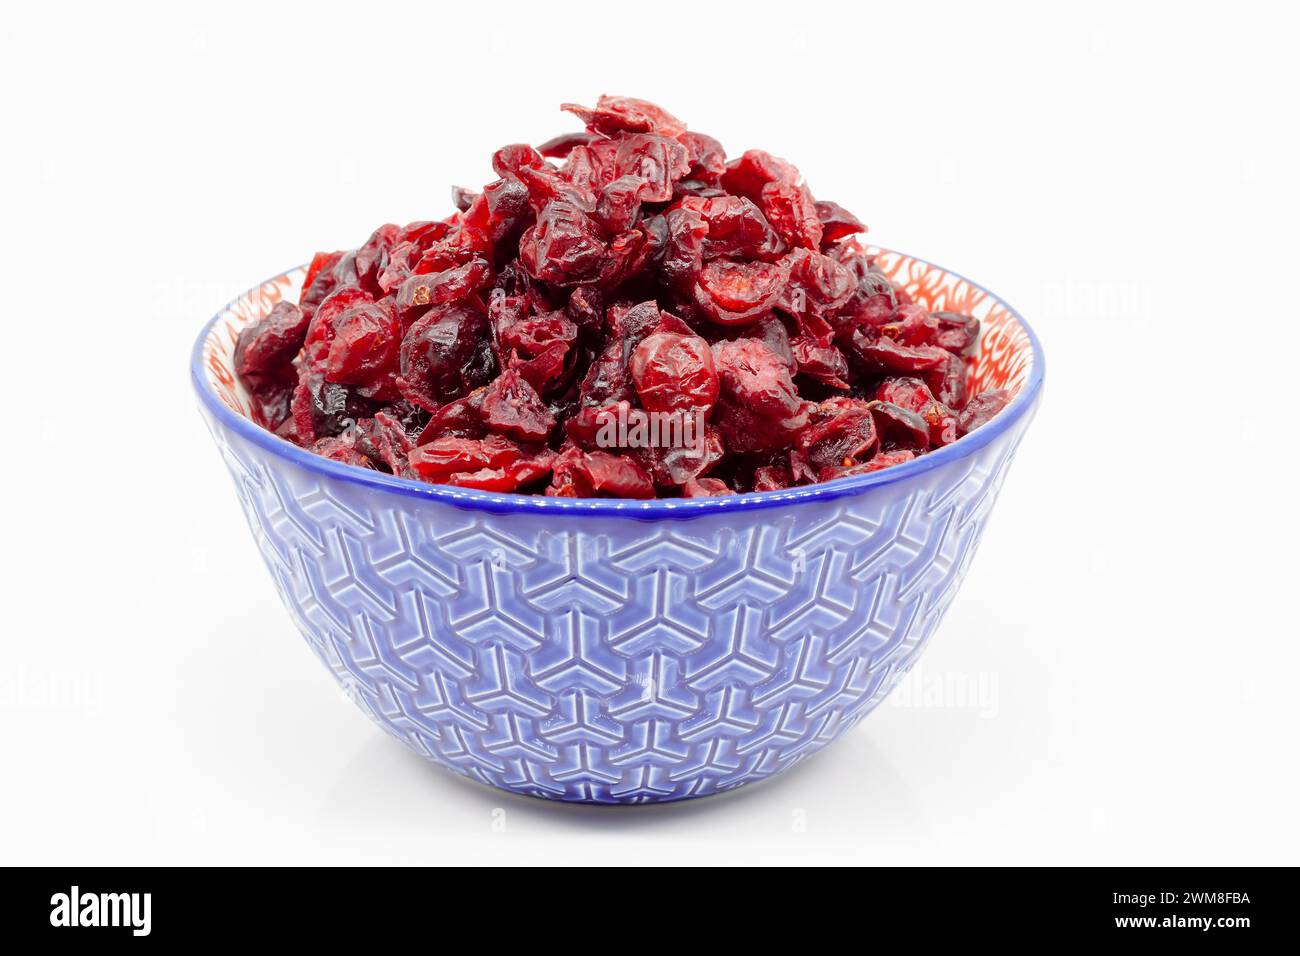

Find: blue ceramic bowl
<box><xmin>193</xmin><ymin>248</ymin><xmax>1043</xmax><ymax>803</ymax></box>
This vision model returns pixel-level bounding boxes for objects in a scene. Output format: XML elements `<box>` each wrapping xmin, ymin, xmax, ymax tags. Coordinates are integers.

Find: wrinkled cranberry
<box><xmin>868</xmin><ymin>401</ymin><xmax>931</xmax><ymax>451</ymax></box>
<box><xmin>396</xmin><ymin>259</ymin><xmax>490</xmax><ymax>322</ymax></box>
<box><xmin>792</xmin><ymin>400</ymin><xmax>878</xmax><ymax>481</ymax></box>
<box><xmin>815</xmin><ymin>201</ymin><xmax>867</xmax><ymax>247</ymax></box>
<box><xmin>629</xmin><ymin>331</ymin><xmax>718</xmax><ymax>414</ymax></box>
<box><xmin>681</xmin><ymin>195</ymin><xmax>784</xmax><ymax>262</ymax></box>
<box><xmin>311</xmin><ymin>435</ymin><xmax>375</xmax><ymax>468</ymax></box>
<box><xmin>712</xmin><ymin>339</ymin><xmax>811</xmax><ymax>453</ymax></box>
<box><xmin>683</xmin><ymin>477</ymin><xmax>735</xmax><ymax>497</ymax></box>
<box><xmin>830</xmin><ymin>449</ymin><xmax>917</xmax><ymax>479</ymax></box>
<box><xmin>720</xmin><ymin>150</ymin><xmax>798</xmax><ymax>200</ymax></box>
<box><xmin>548</xmin><ymin>446</ymin><xmax>655</xmax><ymax>498</ymax></box>
<box><xmin>354</xmin><ymin>412</ymin><xmax>416</xmax><ymax>476</ymax></box>
<box><xmin>931</xmin><ymin>310</ymin><xmax>981</xmax><ymax>355</ymax></box>
<box><xmin>760</xmin><ymin>180</ymin><xmax>823</xmax><ymax>250</ymax></box>
<box><xmin>324</xmin><ymin>299</ymin><xmax>401</xmax><ymax>394</ymax></box>
<box><xmin>481</xmin><ymin>368</ymin><xmax>555</xmax><ymax>443</ymax></box>
<box><xmin>694</xmin><ymin>258</ymin><xmax>790</xmax><ymax>326</ymax></box>
<box><xmin>958</xmin><ymin>389</ymin><xmax>1012</xmax><ymax>435</ymax></box>
<box><xmin>562</xmin><ymin>96</ymin><xmax>686</xmax><ymax>138</ymax></box>
<box><xmin>235</xmin><ymin>301</ymin><xmax>310</xmax><ymax>379</ymax></box>
<box><xmin>875</xmin><ymin>377</ymin><xmax>959</xmax><ymax>447</ymax></box>
<box><xmin>519</xmin><ymin>201</ymin><xmax>607</xmax><ymax>285</ymax></box>
<box><xmin>537</xmin><ymin>131</ymin><xmax>594</xmax><ymax>158</ymax></box>
<box><xmin>299</xmin><ymin>250</ymin><xmax>346</xmax><ymax>319</ymax></box>
<box><xmin>791</xmin><ymin>335</ymin><xmax>850</xmax><ymax>389</ymax></box>
<box><xmin>397</xmin><ymin>306</ymin><xmax>495</xmax><ymax>412</ymax></box>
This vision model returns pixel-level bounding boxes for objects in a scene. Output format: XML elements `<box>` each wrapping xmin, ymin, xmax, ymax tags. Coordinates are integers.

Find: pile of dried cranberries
<box><xmin>234</xmin><ymin>96</ymin><xmax>1011</xmax><ymax>498</ymax></box>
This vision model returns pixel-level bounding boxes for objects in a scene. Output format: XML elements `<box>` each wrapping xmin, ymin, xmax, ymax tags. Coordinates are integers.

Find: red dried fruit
<box><xmin>324</xmin><ymin>299</ymin><xmax>401</xmax><ymax>391</ymax></box>
<box><xmin>753</xmin><ymin>463</ymin><xmax>795</xmax><ymax>492</ymax></box>
<box><xmin>875</xmin><ymin>377</ymin><xmax>958</xmax><ymax>447</ymax></box>
<box><xmin>447</xmin><ymin>451</ymin><xmax>555</xmax><ymax>492</ymax></box>
<box><xmin>299</xmin><ymin>251</ymin><xmax>346</xmax><ymax>319</ymax></box>
<box><xmin>694</xmin><ymin>258</ymin><xmax>790</xmax><ymax>326</ymax></box>
<box><xmin>615</xmin><ymin>133</ymin><xmax>691</xmax><ymax>203</ymax></box>
<box><xmin>408</xmin><ymin>434</ymin><xmax>521</xmax><ymax>481</ymax></box>
<box><xmin>712</xmin><ymin>339</ymin><xmax>811</xmax><ymax>453</ymax></box>
<box><xmin>681</xmin><ymin>195</ymin><xmax>784</xmax><ymax>262</ymax></box>
<box><xmin>958</xmin><ymin>389</ymin><xmax>1012</xmax><ymax>435</ymax></box>
<box><xmin>519</xmin><ymin>201</ymin><xmax>607</xmax><ymax>286</ymax></box>
<box><xmin>397</xmin><ymin>305</ymin><xmax>495</xmax><ymax>412</ymax></box>
<box><xmin>629</xmin><ymin>426</ymin><xmax>723</xmax><ymax>488</ymax></box>
<box><xmin>791</xmin><ymin>400</ymin><xmax>878</xmax><ymax>481</ymax></box>
<box><xmin>683</xmin><ymin>477</ymin><xmax>735</xmax><ymax>498</ymax></box>
<box><xmin>720</xmin><ymin>150</ymin><xmax>798</xmax><ymax>200</ymax></box>
<box><xmin>562</xmin><ymin>96</ymin><xmax>686</xmax><ymax>138</ymax></box>
<box><xmin>235</xmin><ymin>301</ymin><xmax>310</xmax><ymax>379</ymax></box>
<box><xmin>791</xmin><ymin>335</ymin><xmax>850</xmax><ymax>389</ymax></box>
<box><xmin>814</xmin><ymin>201</ymin><xmax>867</xmax><ymax>247</ymax></box>
<box><xmin>932</xmin><ymin>310</ymin><xmax>981</xmax><ymax>355</ymax></box>
<box><xmin>760</xmin><ymin>180</ymin><xmax>823</xmax><ymax>250</ymax></box>
<box><xmin>629</xmin><ymin>331</ymin><xmax>718</xmax><ymax>414</ymax></box>
<box><xmin>868</xmin><ymin>401</ymin><xmax>931</xmax><ymax>451</ymax></box>
<box><xmin>537</xmin><ymin>131</ymin><xmax>594</xmax><ymax>158</ymax></box>
<box><xmin>829</xmin><ymin>449</ymin><xmax>916</xmax><ymax>479</ymax></box>
<box><xmin>852</xmin><ymin>334</ymin><xmax>950</xmax><ymax>375</ymax></box>
<box><xmin>548</xmin><ymin>446</ymin><xmax>655</xmax><ymax>498</ymax></box>
<box><xmin>238</xmin><ymin>97</ymin><xmax>1013</xmax><ymax>497</ymax></box>
<box><xmin>661</xmin><ymin>203</ymin><xmax>710</xmax><ymax>291</ymax></box>
<box><xmin>481</xmin><ymin>368</ymin><xmax>555</xmax><ymax>443</ymax></box>
<box><xmin>396</xmin><ymin>258</ymin><xmax>490</xmax><ymax>321</ymax></box>
<box><xmin>310</xmin><ymin>436</ymin><xmax>375</xmax><ymax>469</ymax></box>
<box><xmin>355</xmin><ymin>224</ymin><xmax>400</xmax><ymax>296</ymax></box>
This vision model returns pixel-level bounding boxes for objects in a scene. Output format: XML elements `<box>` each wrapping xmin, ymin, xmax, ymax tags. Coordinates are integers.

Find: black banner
<box><xmin>3</xmin><ymin>867</ymin><xmax>1286</xmax><ymax>942</ymax></box>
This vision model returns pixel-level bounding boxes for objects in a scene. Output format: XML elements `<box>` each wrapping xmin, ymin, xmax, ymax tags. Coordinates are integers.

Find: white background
<box><xmin>2</xmin><ymin>0</ymin><xmax>1297</xmax><ymax>865</ymax></box>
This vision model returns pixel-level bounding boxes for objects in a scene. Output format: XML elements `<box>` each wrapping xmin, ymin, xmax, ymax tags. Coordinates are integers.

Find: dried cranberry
<box><xmin>519</xmin><ymin>201</ymin><xmax>606</xmax><ymax>286</ymax></box>
<box><xmin>537</xmin><ymin>131</ymin><xmax>594</xmax><ymax>158</ymax></box>
<box><xmin>481</xmin><ymin>368</ymin><xmax>555</xmax><ymax>443</ymax></box>
<box><xmin>875</xmin><ymin>377</ymin><xmax>958</xmax><ymax>447</ymax></box>
<box><xmin>815</xmin><ymin>201</ymin><xmax>867</xmax><ymax>247</ymax></box>
<box><xmin>694</xmin><ymin>258</ymin><xmax>790</xmax><ymax>326</ymax></box>
<box><xmin>235</xmin><ymin>301</ymin><xmax>310</xmax><ymax>379</ymax></box>
<box><xmin>561</xmin><ymin>96</ymin><xmax>686</xmax><ymax>138</ymax></box>
<box><xmin>683</xmin><ymin>477</ymin><xmax>735</xmax><ymax>497</ymax></box>
<box><xmin>760</xmin><ymin>180</ymin><xmax>823</xmax><ymax>250</ymax></box>
<box><xmin>324</xmin><ymin>299</ymin><xmax>401</xmax><ymax>392</ymax></box>
<box><xmin>299</xmin><ymin>250</ymin><xmax>346</xmax><ymax>319</ymax></box>
<box><xmin>958</xmin><ymin>389</ymin><xmax>1012</xmax><ymax>435</ymax></box>
<box><xmin>712</xmin><ymin>339</ymin><xmax>811</xmax><ymax>453</ymax></box>
<box><xmin>237</xmin><ymin>97</ymin><xmax>1015</xmax><ymax>496</ymax></box>
<box><xmin>397</xmin><ymin>305</ymin><xmax>495</xmax><ymax>412</ymax></box>
<box><xmin>792</xmin><ymin>400</ymin><xmax>878</xmax><ymax>481</ymax></box>
<box><xmin>720</xmin><ymin>150</ymin><xmax>798</xmax><ymax>200</ymax></box>
<box><xmin>629</xmin><ymin>331</ymin><xmax>718</xmax><ymax>414</ymax></box>
<box><xmin>932</xmin><ymin>311</ymin><xmax>981</xmax><ymax>355</ymax></box>
<box><xmin>395</xmin><ymin>258</ymin><xmax>490</xmax><ymax>322</ymax></box>
<box><xmin>311</xmin><ymin>436</ymin><xmax>375</xmax><ymax>468</ymax></box>
<box><xmin>791</xmin><ymin>335</ymin><xmax>850</xmax><ymax>389</ymax></box>
<box><xmin>868</xmin><ymin>401</ymin><xmax>931</xmax><ymax>451</ymax></box>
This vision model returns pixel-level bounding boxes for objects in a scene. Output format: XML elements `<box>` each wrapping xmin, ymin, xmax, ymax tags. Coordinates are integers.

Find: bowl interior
<box><xmin>198</xmin><ymin>247</ymin><xmax>1037</xmax><ymax>457</ymax></box>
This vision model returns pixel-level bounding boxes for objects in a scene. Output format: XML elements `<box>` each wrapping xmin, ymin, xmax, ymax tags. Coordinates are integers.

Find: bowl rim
<box><xmin>191</xmin><ymin>249</ymin><xmax>1045</xmax><ymax>517</ymax></box>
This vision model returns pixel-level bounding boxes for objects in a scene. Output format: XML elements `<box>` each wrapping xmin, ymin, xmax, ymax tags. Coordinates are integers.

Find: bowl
<box><xmin>192</xmin><ymin>246</ymin><xmax>1043</xmax><ymax>803</ymax></box>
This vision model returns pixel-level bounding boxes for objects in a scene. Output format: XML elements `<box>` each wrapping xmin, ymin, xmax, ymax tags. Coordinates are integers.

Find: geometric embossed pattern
<box><xmin>202</xmin><ymin>409</ymin><xmax>1032</xmax><ymax>802</ymax></box>
<box><xmin>195</xmin><ymin>251</ymin><xmax>1040</xmax><ymax>802</ymax></box>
